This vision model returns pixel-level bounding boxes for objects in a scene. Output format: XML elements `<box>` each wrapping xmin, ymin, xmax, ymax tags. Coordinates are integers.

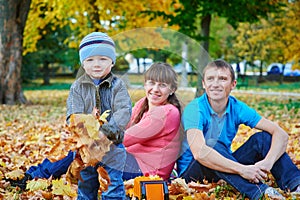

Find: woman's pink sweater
<box><xmin>124</xmin><ymin>97</ymin><xmax>181</xmax><ymax>180</ymax></box>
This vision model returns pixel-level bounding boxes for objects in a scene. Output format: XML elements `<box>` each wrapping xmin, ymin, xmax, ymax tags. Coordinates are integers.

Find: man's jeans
<box><xmin>182</xmin><ymin>131</ymin><xmax>300</xmax><ymax>200</ymax></box>
<box><xmin>27</xmin><ymin>143</ymin><xmax>126</xmax><ymax>200</ymax></box>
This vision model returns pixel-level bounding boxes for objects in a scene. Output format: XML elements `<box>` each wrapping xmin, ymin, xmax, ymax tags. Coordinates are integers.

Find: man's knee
<box><xmin>249</xmin><ymin>131</ymin><xmax>271</xmax><ymax>142</ymax></box>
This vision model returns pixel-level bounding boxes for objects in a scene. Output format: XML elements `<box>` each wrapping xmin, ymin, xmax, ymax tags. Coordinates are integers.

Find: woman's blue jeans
<box><xmin>122</xmin><ymin>152</ymin><xmax>143</xmax><ymax>180</ymax></box>
<box><xmin>26</xmin><ymin>144</ymin><xmax>127</xmax><ymax>200</ymax></box>
<box><xmin>182</xmin><ymin>131</ymin><xmax>300</xmax><ymax>200</ymax></box>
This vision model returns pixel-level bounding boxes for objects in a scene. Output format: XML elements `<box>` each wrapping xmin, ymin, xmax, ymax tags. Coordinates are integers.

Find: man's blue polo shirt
<box><xmin>182</xmin><ymin>93</ymin><xmax>262</xmax><ymax>151</ymax></box>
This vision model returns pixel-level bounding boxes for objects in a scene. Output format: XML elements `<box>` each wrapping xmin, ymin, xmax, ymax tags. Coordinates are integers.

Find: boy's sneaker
<box><xmin>6</xmin><ymin>173</ymin><xmax>32</xmax><ymax>190</ymax></box>
<box><xmin>264</xmin><ymin>187</ymin><xmax>286</xmax><ymax>200</ymax></box>
<box><xmin>291</xmin><ymin>185</ymin><xmax>300</xmax><ymax>199</ymax></box>
<box><xmin>293</xmin><ymin>185</ymin><xmax>300</xmax><ymax>192</ymax></box>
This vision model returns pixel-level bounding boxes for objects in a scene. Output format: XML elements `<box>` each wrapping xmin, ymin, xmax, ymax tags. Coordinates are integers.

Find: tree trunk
<box><xmin>196</xmin><ymin>14</ymin><xmax>211</xmax><ymax>97</ymax></box>
<box><xmin>42</xmin><ymin>61</ymin><xmax>51</xmax><ymax>85</ymax></box>
<box><xmin>0</xmin><ymin>0</ymin><xmax>31</xmax><ymax>104</ymax></box>
<box><xmin>180</xmin><ymin>41</ymin><xmax>188</xmax><ymax>87</ymax></box>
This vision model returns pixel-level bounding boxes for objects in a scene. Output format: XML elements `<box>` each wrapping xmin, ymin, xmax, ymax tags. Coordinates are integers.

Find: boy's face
<box><xmin>202</xmin><ymin>66</ymin><xmax>236</xmax><ymax>102</ymax></box>
<box><xmin>83</xmin><ymin>55</ymin><xmax>113</xmax><ymax>79</ymax></box>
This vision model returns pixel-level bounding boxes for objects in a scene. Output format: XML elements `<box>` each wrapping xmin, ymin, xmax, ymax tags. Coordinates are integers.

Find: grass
<box><xmin>22</xmin><ymin>77</ymin><xmax>73</xmax><ymax>90</ymax></box>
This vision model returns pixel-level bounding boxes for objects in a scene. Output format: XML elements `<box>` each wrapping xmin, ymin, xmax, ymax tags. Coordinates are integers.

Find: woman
<box><xmin>123</xmin><ymin>62</ymin><xmax>182</xmax><ymax>181</ymax></box>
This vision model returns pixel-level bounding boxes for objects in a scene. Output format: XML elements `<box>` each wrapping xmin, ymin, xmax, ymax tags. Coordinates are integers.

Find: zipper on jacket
<box><xmin>95</xmin><ymin>85</ymin><xmax>101</xmax><ymax>110</ymax></box>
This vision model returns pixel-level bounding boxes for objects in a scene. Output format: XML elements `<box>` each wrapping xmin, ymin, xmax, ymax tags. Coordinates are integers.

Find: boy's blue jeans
<box><xmin>27</xmin><ymin>143</ymin><xmax>126</xmax><ymax>200</ymax></box>
<box><xmin>182</xmin><ymin>131</ymin><xmax>300</xmax><ymax>200</ymax></box>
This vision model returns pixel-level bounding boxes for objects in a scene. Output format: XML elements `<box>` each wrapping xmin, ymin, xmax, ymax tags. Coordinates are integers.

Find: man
<box><xmin>182</xmin><ymin>59</ymin><xmax>300</xmax><ymax>200</ymax></box>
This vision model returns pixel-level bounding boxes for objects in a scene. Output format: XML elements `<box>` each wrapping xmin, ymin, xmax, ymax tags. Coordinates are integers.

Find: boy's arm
<box><xmin>66</xmin><ymin>85</ymin><xmax>85</xmax><ymax>124</ymax></box>
<box><xmin>100</xmin><ymin>80</ymin><xmax>132</xmax><ymax>144</ymax></box>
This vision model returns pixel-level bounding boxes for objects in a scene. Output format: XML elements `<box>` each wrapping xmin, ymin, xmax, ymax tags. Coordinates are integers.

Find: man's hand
<box><xmin>240</xmin><ymin>164</ymin><xmax>269</xmax><ymax>183</ymax></box>
<box><xmin>255</xmin><ymin>159</ymin><xmax>273</xmax><ymax>172</ymax></box>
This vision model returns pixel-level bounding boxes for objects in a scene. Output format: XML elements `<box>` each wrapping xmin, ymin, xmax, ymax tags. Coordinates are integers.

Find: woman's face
<box><xmin>144</xmin><ymin>80</ymin><xmax>174</xmax><ymax>108</ymax></box>
<box><xmin>83</xmin><ymin>55</ymin><xmax>113</xmax><ymax>79</ymax></box>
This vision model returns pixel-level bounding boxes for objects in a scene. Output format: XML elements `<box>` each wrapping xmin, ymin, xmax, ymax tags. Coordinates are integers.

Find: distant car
<box><xmin>173</xmin><ymin>63</ymin><xmax>195</xmax><ymax>74</ymax></box>
<box><xmin>266</xmin><ymin>62</ymin><xmax>300</xmax><ymax>76</ymax></box>
<box><xmin>231</xmin><ymin>60</ymin><xmax>263</xmax><ymax>76</ymax></box>
<box><xmin>127</xmin><ymin>58</ymin><xmax>153</xmax><ymax>74</ymax></box>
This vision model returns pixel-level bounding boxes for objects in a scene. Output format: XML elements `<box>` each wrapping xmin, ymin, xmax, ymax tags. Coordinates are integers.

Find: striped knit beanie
<box><xmin>79</xmin><ymin>32</ymin><xmax>116</xmax><ymax>64</ymax></box>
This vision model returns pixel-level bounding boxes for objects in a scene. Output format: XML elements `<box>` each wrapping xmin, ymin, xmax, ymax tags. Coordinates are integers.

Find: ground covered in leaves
<box><xmin>0</xmin><ymin>89</ymin><xmax>299</xmax><ymax>199</ymax></box>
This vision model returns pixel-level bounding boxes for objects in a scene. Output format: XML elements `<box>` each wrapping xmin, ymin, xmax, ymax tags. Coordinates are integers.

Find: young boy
<box><xmin>11</xmin><ymin>32</ymin><xmax>132</xmax><ymax>199</ymax></box>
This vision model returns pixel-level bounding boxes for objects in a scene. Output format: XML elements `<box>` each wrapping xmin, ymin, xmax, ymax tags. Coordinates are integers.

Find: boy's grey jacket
<box><xmin>66</xmin><ymin>72</ymin><xmax>132</xmax><ymax>144</ymax></box>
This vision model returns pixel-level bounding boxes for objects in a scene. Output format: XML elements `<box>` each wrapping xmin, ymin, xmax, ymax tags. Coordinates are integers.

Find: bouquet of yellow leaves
<box><xmin>64</xmin><ymin>108</ymin><xmax>112</xmax><ymax>193</ymax></box>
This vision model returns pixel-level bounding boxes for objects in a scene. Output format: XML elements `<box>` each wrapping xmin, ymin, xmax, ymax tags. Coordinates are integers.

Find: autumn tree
<box><xmin>232</xmin><ymin>0</ymin><xmax>300</xmax><ymax>83</ymax></box>
<box><xmin>154</xmin><ymin>0</ymin><xmax>285</xmax><ymax>96</ymax></box>
<box><xmin>0</xmin><ymin>0</ymin><xmax>31</xmax><ymax>104</ymax></box>
<box><xmin>23</xmin><ymin>0</ymin><xmax>178</xmax><ymax>55</ymax></box>
<box><xmin>23</xmin><ymin>24</ymin><xmax>77</xmax><ymax>85</ymax></box>
<box><xmin>24</xmin><ymin>0</ymin><xmax>179</xmax><ymax>81</ymax></box>
<box><xmin>1</xmin><ymin>0</ymin><xmax>179</xmax><ymax>105</ymax></box>
<box><xmin>263</xmin><ymin>0</ymin><xmax>300</xmax><ymax>67</ymax></box>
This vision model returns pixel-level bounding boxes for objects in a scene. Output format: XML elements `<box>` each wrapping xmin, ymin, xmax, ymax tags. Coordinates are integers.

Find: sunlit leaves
<box><xmin>23</xmin><ymin>0</ymin><xmax>179</xmax><ymax>54</ymax></box>
<box><xmin>0</xmin><ymin>89</ymin><xmax>299</xmax><ymax>199</ymax></box>
<box><xmin>26</xmin><ymin>179</ymin><xmax>50</xmax><ymax>191</ymax></box>
<box><xmin>5</xmin><ymin>170</ymin><xmax>25</xmax><ymax>181</ymax></box>
<box><xmin>70</xmin><ymin>114</ymin><xmax>101</xmax><ymax>140</ymax></box>
<box><xmin>233</xmin><ymin>0</ymin><xmax>300</xmax><ymax>66</ymax></box>
<box><xmin>97</xmin><ymin>166</ymin><xmax>111</xmax><ymax>193</ymax></box>
<box><xmin>52</xmin><ymin>179</ymin><xmax>77</xmax><ymax>197</ymax></box>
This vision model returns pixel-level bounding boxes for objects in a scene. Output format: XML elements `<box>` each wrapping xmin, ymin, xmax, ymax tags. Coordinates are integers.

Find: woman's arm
<box><xmin>124</xmin><ymin>106</ymin><xmax>176</xmax><ymax>147</ymax></box>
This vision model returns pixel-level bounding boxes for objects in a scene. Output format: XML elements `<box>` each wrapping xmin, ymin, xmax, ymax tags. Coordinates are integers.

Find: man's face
<box><xmin>202</xmin><ymin>67</ymin><xmax>236</xmax><ymax>102</ymax></box>
<box><xmin>83</xmin><ymin>55</ymin><xmax>113</xmax><ymax>79</ymax></box>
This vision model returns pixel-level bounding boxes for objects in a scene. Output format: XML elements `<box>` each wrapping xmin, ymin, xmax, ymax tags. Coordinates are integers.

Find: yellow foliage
<box><xmin>233</xmin><ymin>1</ymin><xmax>300</xmax><ymax>65</ymax></box>
<box><xmin>23</xmin><ymin>0</ymin><xmax>180</xmax><ymax>54</ymax></box>
<box><xmin>5</xmin><ymin>169</ymin><xmax>25</xmax><ymax>180</ymax></box>
<box><xmin>64</xmin><ymin>110</ymin><xmax>112</xmax><ymax>193</ymax></box>
<box><xmin>52</xmin><ymin>179</ymin><xmax>77</xmax><ymax>197</ymax></box>
<box><xmin>70</xmin><ymin>114</ymin><xmax>100</xmax><ymax>140</ymax></box>
<box><xmin>26</xmin><ymin>179</ymin><xmax>50</xmax><ymax>191</ymax></box>
<box><xmin>99</xmin><ymin>110</ymin><xmax>111</xmax><ymax>124</ymax></box>
<box><xmin>1</xmin><ymin>90</ymin><xmax>299</xmax><ymax>199</ymax></box>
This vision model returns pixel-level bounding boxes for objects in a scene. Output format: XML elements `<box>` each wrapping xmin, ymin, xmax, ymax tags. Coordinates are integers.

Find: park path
<box><xmin>232</xmin><ymin>89</ymin><xmax>300</xmax><ymax>97</ymax></box>
<box><xmin>175</xmin><ymin>86</ymin><xmax>300</xmax><ymax>97</ymax></box>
